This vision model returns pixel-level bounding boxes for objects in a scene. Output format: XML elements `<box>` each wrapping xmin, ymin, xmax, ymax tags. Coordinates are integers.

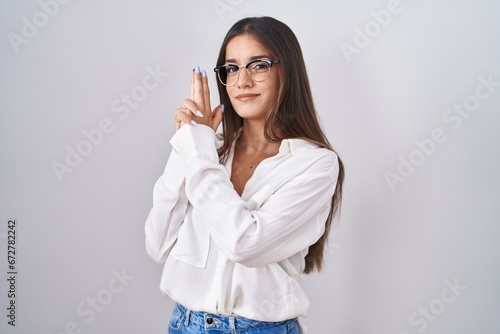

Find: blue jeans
<box><xmin>168</xmin><ymin>303</ymin><xmax>300</xmax><ymax>334</ymax></box>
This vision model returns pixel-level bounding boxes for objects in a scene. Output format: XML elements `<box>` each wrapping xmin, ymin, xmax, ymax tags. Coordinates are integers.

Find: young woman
<box><xmin>145</xmin><ymin>16</ymin><xmax>344</xmax><ymax>334</ymax></box>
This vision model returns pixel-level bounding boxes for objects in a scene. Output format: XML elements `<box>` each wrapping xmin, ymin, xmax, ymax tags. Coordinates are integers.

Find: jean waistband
<box><xmin>175</xmin><ymin>303</ymin><xmax>297</xmax><ymax>331</ymax></box>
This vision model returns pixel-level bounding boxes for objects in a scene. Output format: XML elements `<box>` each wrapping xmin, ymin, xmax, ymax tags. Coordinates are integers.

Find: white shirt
<box><xmin>145</xmin><ymin>124</ymin><xmax>339</xmax><ymax>322</ymax></box>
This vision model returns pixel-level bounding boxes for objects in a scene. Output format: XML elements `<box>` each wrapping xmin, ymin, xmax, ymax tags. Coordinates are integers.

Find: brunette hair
<box><xmin>215</xmin><ymin>16</ymin><xmax>344</xmax><ymax>273</ymax></box>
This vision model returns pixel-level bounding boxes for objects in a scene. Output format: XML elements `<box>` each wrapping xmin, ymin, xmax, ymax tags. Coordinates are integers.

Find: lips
<box><xmin>235</xmin><ymin>93</ymin><xmax>260</xmax><ymax>102</ymax></box>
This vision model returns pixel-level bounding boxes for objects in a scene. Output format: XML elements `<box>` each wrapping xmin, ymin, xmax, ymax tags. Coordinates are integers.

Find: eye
<box><xmin>251</xmin><ymin>61</ymin><xmax>270</xmax><ymax>72</ymax></box>
<box><xmin>225</xmin><ymin>65</ymin><xmax>239</xmax><ymax>74</ymax></box>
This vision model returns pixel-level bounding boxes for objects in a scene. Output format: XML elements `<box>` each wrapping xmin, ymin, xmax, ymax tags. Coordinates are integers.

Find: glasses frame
<box><xmin>214</xmin><ymin>59</ymin><xmax>280</xmax><ymax>87</ymax></box>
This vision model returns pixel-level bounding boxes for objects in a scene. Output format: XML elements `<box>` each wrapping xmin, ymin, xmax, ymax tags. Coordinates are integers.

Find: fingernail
<box><xmin>196</xmin><ymin>110</ymin><xmax>204</xmax><ymax>117</ymax></box>
<box><xmin>195</xmin><ymin>66</ymin><xmax>200</xmax><ymax>74</ymax></box>
<box><xmin>202</xmin><ymin>69</ymin><xmax>207</xmax><ymax>77</ymax></box>
<box><xmin>191</xmin><ymin>120</ymin><xmax>198</xmax><ymax>126</ymax></box>
<box><xmin>221</xmin><ymin>104</ymin><xmax>225</xmax><ymax>113</ymax></box>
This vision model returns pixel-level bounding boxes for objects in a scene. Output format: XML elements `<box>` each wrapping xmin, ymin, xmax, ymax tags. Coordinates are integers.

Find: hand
<box><xmin>174</xmin><ymin>66</ymin><xmax>223</xmax><ymax>132</ymax></box>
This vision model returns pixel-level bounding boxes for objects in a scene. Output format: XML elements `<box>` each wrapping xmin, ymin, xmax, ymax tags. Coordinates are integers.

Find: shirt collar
<box><xmin>218</xmin><ymin>128</ymin><xmax>321</xmax><ymax>156</ymax></box>
<box><xmin>279</xmin><ymin>138</ymin><xmax>320</xmax><ymax>156</ymax></box>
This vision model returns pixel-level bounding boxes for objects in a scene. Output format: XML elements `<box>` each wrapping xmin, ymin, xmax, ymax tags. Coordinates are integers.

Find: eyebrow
<box><xmin>225</xmin><ymin>55</ymin><xmax>271</xmax><ymax>63</ymax></box>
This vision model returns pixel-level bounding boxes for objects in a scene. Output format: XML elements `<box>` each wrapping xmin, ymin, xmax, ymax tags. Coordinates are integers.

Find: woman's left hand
<box><xmin>176</xmin><ymin>66</ymin><xmax>223</xmax><ymax>132</ymax></box>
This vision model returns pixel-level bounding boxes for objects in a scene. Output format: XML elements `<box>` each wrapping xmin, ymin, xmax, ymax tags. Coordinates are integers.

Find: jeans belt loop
<box><xmin>184</xmin><ymin>309</ymin><xmax>191</xmax><ymax>326</ymax></box>
<box><xmin>229</xmin><ymin>316</ymin><xmax>236</xmax><ymax>332</ymax></box>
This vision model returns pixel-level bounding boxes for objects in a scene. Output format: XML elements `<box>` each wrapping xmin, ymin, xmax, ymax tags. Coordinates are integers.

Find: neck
<box><xmin>238</xmin><ymin>119</ymin><xmax>280</xmax><ymax>152</ymax></box>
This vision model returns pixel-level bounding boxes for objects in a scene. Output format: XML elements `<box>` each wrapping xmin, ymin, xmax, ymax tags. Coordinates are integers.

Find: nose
<box><xmin>237</xmin><ymin>67</ymin><xmax>254</xmax><ymax>88</ymax></box>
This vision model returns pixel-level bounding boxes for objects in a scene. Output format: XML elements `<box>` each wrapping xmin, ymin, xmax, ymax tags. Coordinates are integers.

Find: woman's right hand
<box><xmin>174</xmin><ymin>66</ymin><xmax>223</xmax><ymax>132</ymax></box>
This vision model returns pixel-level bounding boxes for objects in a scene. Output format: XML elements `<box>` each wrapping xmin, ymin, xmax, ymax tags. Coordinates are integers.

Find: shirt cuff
<box><xmin>169</xmin><ymin>124</ymin><xmax>219</xmax><ymax>164</ymax></box>
<box><xmin>160</xmin><ymin>149</ymin><xmax>185</xmax><ymax>192</ymax></box>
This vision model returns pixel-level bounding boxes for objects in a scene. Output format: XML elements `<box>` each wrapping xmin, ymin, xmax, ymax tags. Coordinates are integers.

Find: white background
<box><xmin>1</xmin><ymin>0</ymin><xmax>499</xmax><ymax>333</ymax></box>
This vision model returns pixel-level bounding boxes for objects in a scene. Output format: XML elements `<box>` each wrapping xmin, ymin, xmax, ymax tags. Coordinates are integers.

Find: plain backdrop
<box><xmin>1</xmin><ymin>1</ymin><xmax>499</xmax><ymax>333</ymax></box>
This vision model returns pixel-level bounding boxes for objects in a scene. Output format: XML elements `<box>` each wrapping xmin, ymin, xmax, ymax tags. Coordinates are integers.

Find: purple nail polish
<box><xmin>195</xmin><ymin>66</ymin><xmax>201</xmax><ymax>74</ymax></box>
<box><xmin>191</xmin><ymin>120</ymin><xmax>198</xmax><ymax>126</ymax></box>
<box><xmin>197</xmin><ymin>110</ymin><xmax>204</xmax><ymax>117</ymax></box>
<box><xmin>202</xmin><ymin>69</ymin><xmax>207</xmax><ymax>77</ymax></box>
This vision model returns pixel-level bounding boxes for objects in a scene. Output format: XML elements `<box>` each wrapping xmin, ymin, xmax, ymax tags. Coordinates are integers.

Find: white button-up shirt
<box><xmin>145</xmin><ymin>124</ymin><xmax>339</xmax><ymax>322</ymax></box>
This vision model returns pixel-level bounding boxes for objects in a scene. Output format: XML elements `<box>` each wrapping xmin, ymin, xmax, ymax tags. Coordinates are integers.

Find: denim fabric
<box><xmin>168</xmin><ymin>303</ymin><xmax>300</xmax><ymax>334</ymax></box>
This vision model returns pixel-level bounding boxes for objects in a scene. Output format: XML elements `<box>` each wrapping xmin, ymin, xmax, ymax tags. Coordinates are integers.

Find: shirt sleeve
<box><xmin>144</xmin><ymin>147</ymin><xmax>189</xmax><ymax>264</ymax></box>
<box><xmin>170</xmin><ymin>124</ymin><xmax>339</xmax><ymax>268</ymax></box>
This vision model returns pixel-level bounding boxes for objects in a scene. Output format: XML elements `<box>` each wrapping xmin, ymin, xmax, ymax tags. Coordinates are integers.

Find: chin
<box><xmin>233</xmin><ymin>105</ymin><xmax>263</xmax><ymax>119</ymax></box>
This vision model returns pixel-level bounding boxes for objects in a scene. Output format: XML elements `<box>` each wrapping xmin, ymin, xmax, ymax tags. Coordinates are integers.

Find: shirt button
<box><xmin>206</xmin><ymin>317</ymin><xmax>214</xmax><ymax>325</ymax></box>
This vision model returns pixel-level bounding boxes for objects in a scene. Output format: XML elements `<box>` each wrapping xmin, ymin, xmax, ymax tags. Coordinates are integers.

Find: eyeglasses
<box><xmin>214</xmin><ymin>59</ymin><xmax>279</xmax><ymax>87</ymax></box>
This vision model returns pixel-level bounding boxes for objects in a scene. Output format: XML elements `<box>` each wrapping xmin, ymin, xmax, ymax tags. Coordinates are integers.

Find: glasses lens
<box><xmin>218</xmin><ymin>65</ymin><xmax>239</xmax><ymax>86</ymax></box>
<box><xmin>248</xmin><ymin>61</ymin><xmax>271</xmax><ymax>82</ymax></box>
<box><xmin>217</xmin><ymin>61</ymin><xmax>275</xmax><ymax>86</ymax></box>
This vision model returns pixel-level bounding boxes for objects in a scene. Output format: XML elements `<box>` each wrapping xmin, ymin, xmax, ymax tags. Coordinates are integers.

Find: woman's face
<box><xmin>224</xmin><ymin>35</ymin><xmax>280</xmax><ymax>123</ymax></box>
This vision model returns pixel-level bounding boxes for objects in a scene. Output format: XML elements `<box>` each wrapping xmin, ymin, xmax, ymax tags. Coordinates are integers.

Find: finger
<box><xmin>210</xmin><ymin>104</ymin><xmax>224</xmax><ymax>132</ymax></box>
<box><xmin>182</xmin><ymin>99</ymin><xmax>204</xmax><ymax>118</ymax></box>
<box><xmin>190</xmin><ymin>69</ymin><xmax>195</xmax><ymax>101</ymax></box>
<box><xmin>174</xmin><ymin>108</ymin><xmax>198</xmax><ymax>130</ymax></box>
<box><xmin>193</xmin><ymin>66</ymin><xmax>204</xmax><ymax>107</ymax></box>
<box><xmin>175</xmin><ymin>120</ymin><xmax>182</xmax><ymax>132</ymax></box>
<box><xmin>202</xmin><ymin>70</ymin><xmax>211</xmax><ymax>114</ymax></box>
<box><xmin>174</xmin><ymin>108</ymin><xmax>192</xmax><ymax>124</ymax></box>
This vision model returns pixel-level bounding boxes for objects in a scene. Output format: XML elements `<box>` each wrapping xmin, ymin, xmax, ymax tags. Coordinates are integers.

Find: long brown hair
<box><xmin>215</xmin><ymin>16</ymin><xmax>344</xmax><ymax>273</ymax></box>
